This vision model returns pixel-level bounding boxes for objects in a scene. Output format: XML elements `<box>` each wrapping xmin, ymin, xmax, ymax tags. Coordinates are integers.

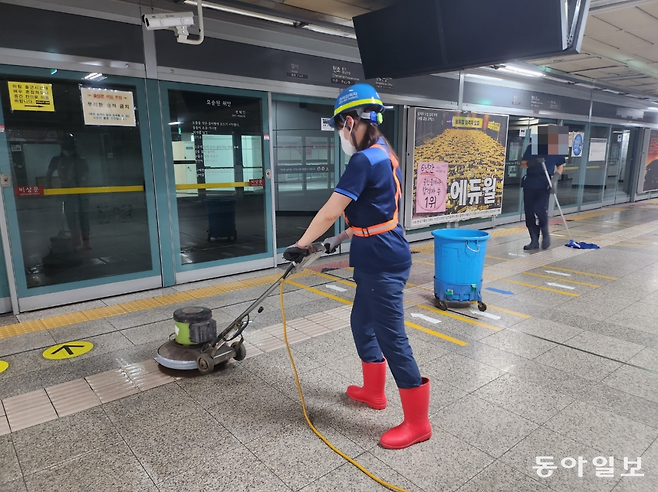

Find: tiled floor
<box><xmin>1</xmin><ymin>201</ymin><xmax>658</xmax><ymax>491</ymax></box>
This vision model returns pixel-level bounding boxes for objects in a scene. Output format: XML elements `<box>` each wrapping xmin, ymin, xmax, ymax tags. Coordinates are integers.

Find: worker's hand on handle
<box><xmin>323</xmin><ymin>230</ymin><xmax>350</xmax><ymax>253</ymax></box>
<box><xmin>283</xmin><ymin>243</ymin><xmax>318</xmax><ymax>263</ymax></box>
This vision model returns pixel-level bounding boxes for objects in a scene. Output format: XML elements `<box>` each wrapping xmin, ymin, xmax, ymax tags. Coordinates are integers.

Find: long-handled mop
<box><xmin>542</xmin><ymin>162</ymin><xmax>599</xmax><ymax>249</ymax></box>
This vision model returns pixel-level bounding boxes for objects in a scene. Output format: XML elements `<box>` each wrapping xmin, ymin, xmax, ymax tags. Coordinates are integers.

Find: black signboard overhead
<box><xmin>353</xmin><ymin>0</ymin><xmax>590</xmax><ymax>80</ymax></box>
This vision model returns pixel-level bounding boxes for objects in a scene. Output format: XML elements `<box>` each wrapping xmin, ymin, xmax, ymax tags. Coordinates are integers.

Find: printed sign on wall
<box><xmin>8</xmin><ymin>81</ymin><xmax>54</xmax><ymax>112</ymax></box>
<box><xmin>80</xmin><ymin>87</ymin><xmax>136</xmax><ymax>126</ymax></box>
<box><xmin>407</xmin><ymin>108</ymin><xmax>509</xmax><ymax>228</ymax></box>
<box><xmin>640</xmin><ymin>130</ymin><xmax>658</xmax><ymax>193</ymax></box>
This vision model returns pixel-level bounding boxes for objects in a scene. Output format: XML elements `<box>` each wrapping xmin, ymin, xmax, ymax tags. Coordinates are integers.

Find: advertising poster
<box><xmin>80</xmin><ymin>87</ymin><xmax>136</xmax><ymax>126</ymax></box>
<box><xmin>407</xmin><ymin>108</ymin><xmax>508</xmax><ymax>228</ymax></box>
<box><xmin>640</xmin><ymin>130</ymin><xmax>658</xmax><ymax>192</ymax></box>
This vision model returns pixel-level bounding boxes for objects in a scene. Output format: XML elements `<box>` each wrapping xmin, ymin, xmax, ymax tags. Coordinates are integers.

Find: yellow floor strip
<box><xmin>405</xmin><ymin>321</ymin><xmax>468</xmax><ymax>346</ymax></box>
<box><xmin>308</xmin><ymin>270</ymin><xmax>356</xmax><ymax>288</ymax></box>
<box><xmin>521</xmin><ymin>272</ymin><xmax>600</xmax><ymax>288</ymax></box>
<box><xmin>486</xmin><ymin>305</ymin><xmax>531</xmax><ymax>319</ymax></box>
<box><xmin>412</xmin><ymin>259</ymin><xmax>435</xmax><ymax>266</ymax></box>
<box><xmin>287</xmin><ymin>279</ymin><xmax>467</xmax><ymax>346</ymax></box>
<box><xmin>419</xmin><ymin>304</ymin><xmax>502</xmax><ymax>331</ymax></box>
<box><xmin>486</xmin><ymin>255</ymin><xmax>511</xmax><ymax>261</ymax></box>
<box><xmin>41</xmin><ymin>312</ymin><xmax>89</xmax><ymax>329</ymax></box>
<box><xmin>540</xmin><ymin>266</ymin><xmax>616</xmax><ymax>280</ymax></box>
<box><xmin>483</xmin><ymin>275</ymin><xmax>580</xmax><ymax>297</ymax></box>
<box><xmin>0</xmin><ymin>270</ymin><xmax>313</xmax><ymax>341</ymax></box>
<box><xmin>284</xmin><ymin>280</ymin><xmax>353</xmax><ymax>306</ymax></box>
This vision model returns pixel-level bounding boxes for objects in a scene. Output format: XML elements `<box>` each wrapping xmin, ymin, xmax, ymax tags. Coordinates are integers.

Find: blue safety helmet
<box><xmin>328</xmin><ymin>83</ymin><xmax>385</xmax><ymax>129</ymax></box>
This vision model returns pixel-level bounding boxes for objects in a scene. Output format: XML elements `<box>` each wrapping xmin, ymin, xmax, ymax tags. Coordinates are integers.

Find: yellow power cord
<box><xmin>279</xmin><ymin>279</ymin><xmax>411</xmax><ymax>492</ymax></box>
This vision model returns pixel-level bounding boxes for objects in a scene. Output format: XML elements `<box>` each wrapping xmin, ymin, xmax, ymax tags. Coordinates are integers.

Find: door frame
<box><xmin>0</xmin><ymin>64</ymin><xmax>162</xmax><ymax>313</ymax></box>
<box><xmin>157</xmin><ymin>80</ymin><xmax>276</xmax><ymax>285</ymax></box>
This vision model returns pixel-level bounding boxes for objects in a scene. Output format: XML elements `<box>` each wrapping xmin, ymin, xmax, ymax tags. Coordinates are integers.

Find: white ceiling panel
<box><xmin>625</xmin><ymin>26</ymin><xmax>658</xmax><ymax>43</ymax></box>
<box><xmin>284</xmin><ymin>0</ymin><xmax>368</xmax><ymax>19</ymax></box>
<box><xmin>546</xmin><ymin>57</ymin><xmax>616</xmax><ymax>72</ymax></box>
<box><xmin>581</xmin><ymin>36</ymin><xmax>636</xmax><ymax>62</ymax></box>
<box><xmin>638</xmin><ymin>3</ymin><xmax>658</xmax><ymax>18</ymax></box>
<box><xmin>594</xmin><ymin>7</ymin><xmax>658</xmax><ymax>30</ymax></box>
<box><xmin>584</xmin><ymin>15</ymin><xmax>621</xmax><ymax>37</ymax></box>
<box><xmin>589</xmin><ymin>31</ymin><xmax>653</xmax><ymax>50</ymax></box>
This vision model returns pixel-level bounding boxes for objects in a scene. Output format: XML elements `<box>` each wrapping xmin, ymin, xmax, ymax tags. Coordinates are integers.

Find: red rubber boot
<box><xmin>380</xmin><ymin>377</ymin><xmax>432</xmax><ymax>449</ymax></box>
<box><xmin>346</xmin><ymin>360</ymin><xmax>387</xmax><ymax>410</ymax></box>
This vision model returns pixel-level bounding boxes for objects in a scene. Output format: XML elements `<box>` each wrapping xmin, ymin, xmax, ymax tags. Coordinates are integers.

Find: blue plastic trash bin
<box><xmin>432</xmin><ymin>229</ymin><xmax>490</xmax><ymax>309</ymax></box>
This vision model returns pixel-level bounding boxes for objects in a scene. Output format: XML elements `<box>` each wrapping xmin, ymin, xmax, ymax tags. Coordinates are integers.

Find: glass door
<box><xmin>162</xmin><ymin>83</ymin><xmax>272</xmax><ymax>281</ymax></box>
<box><xmin>582</xmin><ymin>125</ymin><xmax>610</xmax><ymax>208</ymax></box>
<box><xmin>272</xmin><ymin>95</ymin><xmax>337</xmax><ymax>251</ymax></box>
<box><xmin>0</xmin><ymin>67</ymin><xmax>161</xmax><ymax>312</ymax></box>
<box><xmin>499</xmin><ymin>116</ymin><xmax>530</xmax><ymax>222</ymax></box>
<box><xmin>558</xmin><ymin>121</ymin><xmax>588</xmax><ymax>213</ymax></box>
<box><xmin>604</xmin><ymin>126</ymin><xmax>637</xmax><ymax>204</ymax></box>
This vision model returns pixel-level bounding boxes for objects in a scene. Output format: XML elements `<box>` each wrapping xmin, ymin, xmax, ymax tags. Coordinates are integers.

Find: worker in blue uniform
<box><xmin>284</xmin><ymin>84</ymin><xmax>431</xmax><ymax>450</ymax></box>
<box><xmin>521</xmin><ymin>128</ymin><xmax>566</xmax><ymax>250</ymax></box>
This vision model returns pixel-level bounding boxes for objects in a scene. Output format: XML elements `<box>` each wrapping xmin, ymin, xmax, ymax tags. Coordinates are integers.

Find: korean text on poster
<box><xmin>80</xmin><ymin>87</ymin><xmax>136</xmax><ymax>127</ymax></box>
<box><xmin>8</xmin><ymin>81</ymin><xmax>54</xmax><ymax>112</ymax></box>
<box><xmin>407</xmin><ymin>109</ymin><xmax>509</xmax><ymax>228</ymax></box>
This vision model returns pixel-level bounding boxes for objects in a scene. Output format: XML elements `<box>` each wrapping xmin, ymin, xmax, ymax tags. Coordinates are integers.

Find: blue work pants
<box><xmin>351</xmin><ymin>266</ymin><xmax>422</xmax><ymax>389</ymax></box>
<box><xmin>523</xmin><ymin>187</ymin><xmax>550</xmax><ymax>236</ymax></box>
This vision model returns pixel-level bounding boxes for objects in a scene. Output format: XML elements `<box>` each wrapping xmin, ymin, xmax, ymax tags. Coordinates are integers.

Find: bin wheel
<box><xmin>196</xmin><ymin>353</ymin><xmax>215</xmax><ymax>374</ymax></box>
<box><xmin>437</xmin><ymin>300</ymin><xmax>448</xmax><ymax>311</ymax></box>
<box><xmin>232</xmin><ymin>342</ymin><xmax>247</xmax><ymax>361</ymax></box>
<box><xmin>478</xmin><ymin>301</ymin><xmax>487</xmax><ymax>312</ymax></box>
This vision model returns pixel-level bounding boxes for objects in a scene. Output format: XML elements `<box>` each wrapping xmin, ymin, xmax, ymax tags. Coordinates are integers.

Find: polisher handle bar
<box><xmin>205</xmin><ymin>244</ymin><xmax>326</xmax><ymax>355</ymax></box>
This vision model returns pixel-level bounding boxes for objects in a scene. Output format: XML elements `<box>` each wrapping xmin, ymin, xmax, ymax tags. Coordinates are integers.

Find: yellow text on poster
<box><xmin>487</xmin><ymin>121</ymin><xmax>501</xmax><ymax>132</ymax></box>
<box><xmin>452</xmin><ymin>116</ymin><xmax>483</xmax><ymax>129</ymax></box>
<box><xmin>8</xmin><ymin>81</ymin><xmax>55</xmax><ymax>112</ymax></box>
<box><xmin>43</xmin><ymin>341</ymin><xmax>93</xmax><ymax>360</ymax></box>
<box><xmin>0</xmin><ymin>360</ymin><xmax>8</xmax><ymax>374</ymax></box>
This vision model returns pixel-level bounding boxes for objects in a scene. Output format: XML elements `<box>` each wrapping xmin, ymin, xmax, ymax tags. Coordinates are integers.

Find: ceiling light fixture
<box><xmin>83</xmin><ymin>72</ymin><xmax>105</xmax><ymax>81</ymax></box>
<box><xmin>301</xmin><ymin>24</ymin><xmax>356</xmax><ymax>39</ymax></box>
<box><xmin>465</xmin><ymin>73</ymin><xmax>504</xmax><ymax>82</ymax></box>
<box><xmin>184</xmin><ymin>1</ymin><xmax>296</xmax><ymax>26</ymax></box>
<box><xmin>496</xmin><ymin>65</ymin><xmax>544</xmax><ymax>78</ymax></box>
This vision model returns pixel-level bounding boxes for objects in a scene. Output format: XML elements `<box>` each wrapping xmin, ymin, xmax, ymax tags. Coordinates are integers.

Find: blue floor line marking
<box><xmin>486</xmin><ymin>287</ymin><xmax>514</xmax><ymax>295</ymax></box>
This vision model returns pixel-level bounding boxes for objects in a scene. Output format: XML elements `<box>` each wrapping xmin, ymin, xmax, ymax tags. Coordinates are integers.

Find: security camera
<box><xmin>142</xmin><ymin>12</ymin><xmax>196</xmax><ymax>41</ymax></box>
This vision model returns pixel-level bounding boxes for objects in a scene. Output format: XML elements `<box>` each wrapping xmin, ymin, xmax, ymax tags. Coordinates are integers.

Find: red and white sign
<box><xmin>248</xmin><ymin>178</ymin><xmax>265</xmax><ymax>187</ymax></box>
<box><xmin>15</xmin><ymin>186</ymin><xmax>44</xmax><ymax>196</ymax></box>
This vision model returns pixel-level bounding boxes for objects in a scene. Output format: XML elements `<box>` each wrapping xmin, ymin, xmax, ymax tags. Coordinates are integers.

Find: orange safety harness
<box><xmin>346</xmin><ymin>144</ymin><xmax>402</xmax><ymax>238</ymax></box>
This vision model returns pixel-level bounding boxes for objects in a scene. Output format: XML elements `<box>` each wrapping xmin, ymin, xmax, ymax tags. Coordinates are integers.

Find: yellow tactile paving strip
<box><xmin>0</xmin><ymin>306</ymin><xmax>354</xmax><ymax>436</ymax></box>
<box><xmin>0</xmin><ymin>270</ymin><xmax>314</xmax><ymax>340</ymax></box>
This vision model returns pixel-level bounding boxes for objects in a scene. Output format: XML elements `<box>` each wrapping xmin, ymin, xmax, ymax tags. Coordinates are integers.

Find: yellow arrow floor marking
<box><xmin>0</xmin><ymin>360</ymin><xmax>8</xmax><ymax>373</ymax></box>
<box><xmin>43</xmin><ymin>341</ymin><xmax>93</xmax><ymax>360</ymax></box>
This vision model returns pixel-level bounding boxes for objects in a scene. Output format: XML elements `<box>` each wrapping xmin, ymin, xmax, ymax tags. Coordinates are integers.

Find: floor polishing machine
<box><xmin>156</xmin><ymin>244</ymin><xmax>327</xmax><ymax>374</ymax></box>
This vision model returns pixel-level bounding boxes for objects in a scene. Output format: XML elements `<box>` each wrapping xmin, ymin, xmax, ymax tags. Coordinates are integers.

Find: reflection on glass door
<box><xmin>501</xmin><ymin>116</ymin><xmax>530</xmax><ymax>217</ymax></box>
<box><xmin>166</xmin><ymin>87</ymin><xmax>269</xmax><ymax>267</ymax></box>
<box><xmin>604</xmin><ymin>127</ymin><xmax>637</xmax><ymax>203</ymax></box>
<box><xmin>582</xmin><ymin>125</ymin><xmax>609</xmax><ymax>205</ymax></box>
<box><xmin>559</xmin><ymin>122</ymin><xmax>587</xmax><ymax>209</ymax></box>
<box><xmin>0</xmin><ymin>72</ymin><xmax>158</xmax><ymax>307</ymax></box>
<box><xmin>272</xmin><ymin>97</ymin><xmax>336</xmax><ymax>250</ymax></box>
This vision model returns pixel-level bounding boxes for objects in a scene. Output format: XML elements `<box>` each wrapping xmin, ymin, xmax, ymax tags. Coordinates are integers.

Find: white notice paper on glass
<box><xmin>588</xmin><ymin>138</ymin><xmax>608</xmax><ymax>162</ymax></box>
<box><xmin>81</xmin><ymin>87</ymin><xmax>136</xmax><ymax>127</ymax></box>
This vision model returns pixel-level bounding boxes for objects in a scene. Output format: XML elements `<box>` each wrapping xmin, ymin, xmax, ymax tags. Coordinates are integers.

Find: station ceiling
<box><xmin>167</xmin><ymin>0</ymin><xmax>658</xmax><ymax>99</ymax></box>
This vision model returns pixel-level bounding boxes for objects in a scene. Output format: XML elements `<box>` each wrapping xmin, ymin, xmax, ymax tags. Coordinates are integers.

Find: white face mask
<box><xmin>339</xmin><ymin>125</ymin><xmax>356</xmax><ymax>156</ymax></box>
